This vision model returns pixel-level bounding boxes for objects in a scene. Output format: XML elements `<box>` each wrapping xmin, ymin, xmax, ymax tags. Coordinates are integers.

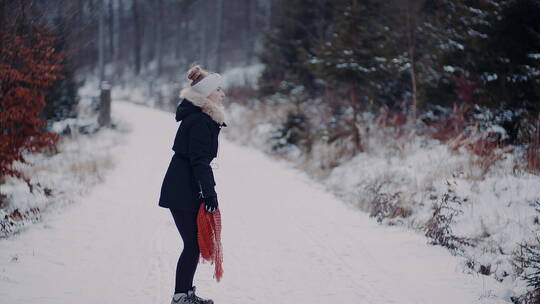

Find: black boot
<box><xmin>187</xmin><ymin>286</ymin><xmax>214</xmax><ymax>304</ymax></box>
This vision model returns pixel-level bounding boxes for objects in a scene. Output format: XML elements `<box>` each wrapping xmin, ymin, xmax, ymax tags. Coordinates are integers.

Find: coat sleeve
<box><xmin>188</xmin><ymin>119</ymin><xmax>217</xmax><ymax>199</ymax></box>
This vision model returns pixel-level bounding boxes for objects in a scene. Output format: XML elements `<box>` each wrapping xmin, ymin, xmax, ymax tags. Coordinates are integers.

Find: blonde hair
<box><xmin>186</xmin><ymin>65</ymin><xmax>214</xmax><ymax>86</ymax></box>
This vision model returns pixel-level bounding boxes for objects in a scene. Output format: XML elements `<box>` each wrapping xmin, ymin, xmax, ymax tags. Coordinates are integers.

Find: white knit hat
<box><xmin>191</xmin><ymin>73</ymin><xmax>224</xmax><ymax>97</ymax></box>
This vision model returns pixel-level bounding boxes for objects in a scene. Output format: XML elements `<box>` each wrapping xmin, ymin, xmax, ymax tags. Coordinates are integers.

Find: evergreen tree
<box><xmin>476</xmin><ymin>0</ymin><xmax>540</xmax><ymax>118</ymax></box>
<box><xmin>426</xmin><ymin>0</ymin><xmax>540</xmax><ymax>141</ymax></box>
<box><xmin>307</xmin><ymin>0</ymin><xmax>392</xmax><ymax>105</ymax></box>
<box><xmin>305</xmin><ymin>0</ymin><xmax>391</xmax><ymax>151</ymax></box>
<box><xmin>256</xmin><ymin>0</ymin><xmax>333</xmax><ymax>97</ymax></box>
<box><xmin>270</xmin><ymin>111</ymin><xmax>310</xmax><ymax>153</ymax></box>
<box><xmin>42</xmin><ymin>15</ymin><xmax>80</xmax><ymax>123</ymax></box>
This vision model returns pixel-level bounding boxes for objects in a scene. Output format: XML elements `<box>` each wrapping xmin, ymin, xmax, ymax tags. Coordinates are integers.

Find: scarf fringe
<box><xmin>197</xmin><ymin>204</ymin><xmax>224</xmax><ymax>282</ymax></box>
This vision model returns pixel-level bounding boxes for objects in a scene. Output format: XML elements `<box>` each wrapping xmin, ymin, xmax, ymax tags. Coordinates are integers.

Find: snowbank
<box><xmin>0</xmin><ymin>84</ymin><xmax>128</xmax><ymax>238</ymax></box>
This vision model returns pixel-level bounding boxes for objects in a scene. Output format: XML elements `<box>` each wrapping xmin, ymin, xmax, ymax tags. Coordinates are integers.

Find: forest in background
<box><xmin>1</xmin><ymin>0</ymin><xmax>268</xmax><ymax>75</ymax></box>
<box><xmin>255</xmin><ymin>0</ymin><xmax>539</xmax><ymax>172</ymax></box>
<box><xmin>1</xmin><ymin>0</ymin><xmax>269</xmax><ymax>193</ymax></box>
<box><xmin>3</xmin><ymin>0</ymin><xmax>538</xmax><ymax>164</ymax></box>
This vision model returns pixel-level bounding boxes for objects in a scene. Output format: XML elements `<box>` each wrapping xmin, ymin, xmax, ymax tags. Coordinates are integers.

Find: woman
<box><xmin>158</xmin><ymin>65</ymin><xmax>227</xmax><ymax>304</ymax></box>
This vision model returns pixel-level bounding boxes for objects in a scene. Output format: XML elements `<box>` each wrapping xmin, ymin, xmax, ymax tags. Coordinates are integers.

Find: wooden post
<box><xmin>98</xmin><ymin>82</ymin><xmax>112</xmax><ymax>127</ymax></box>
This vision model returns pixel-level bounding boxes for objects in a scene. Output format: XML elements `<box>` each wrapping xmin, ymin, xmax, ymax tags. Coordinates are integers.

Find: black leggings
<box><xmin>170</xmin><ymin>208</ymin><xmax>200</xmax><ymax>294</ymax></box>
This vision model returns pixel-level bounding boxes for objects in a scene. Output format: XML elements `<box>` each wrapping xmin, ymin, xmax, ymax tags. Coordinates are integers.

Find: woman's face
<box><xmin>208</xmin><ymin>87</ymin><xmax>226</xmax><ymax>104</ymax></box>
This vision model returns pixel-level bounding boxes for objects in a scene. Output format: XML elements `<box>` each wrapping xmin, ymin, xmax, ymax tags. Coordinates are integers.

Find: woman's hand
<box><xmin>204</xmin><ymin>196</ymin><xmax>219</xmax><ymax>213</ymax></box>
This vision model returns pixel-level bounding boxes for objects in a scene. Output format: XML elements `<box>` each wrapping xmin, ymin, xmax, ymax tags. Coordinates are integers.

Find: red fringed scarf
<box><xmin>197</xmin><ymin>203</ymin><xmax>224</xmax><ymax>282</ymax></box>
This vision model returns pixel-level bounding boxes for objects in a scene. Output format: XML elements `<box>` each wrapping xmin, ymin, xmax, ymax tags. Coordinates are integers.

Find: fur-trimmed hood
<box><xmin>179</xmin><ymin>87</ymin><xmax>227</xmax><ymax>125</ymax></box>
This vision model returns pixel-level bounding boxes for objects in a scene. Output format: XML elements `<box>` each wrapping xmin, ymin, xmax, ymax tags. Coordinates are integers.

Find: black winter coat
<box><xmin>158</xmin><ymin>97</ymin><xmax>227</xmax><ymax>211</ymax></box>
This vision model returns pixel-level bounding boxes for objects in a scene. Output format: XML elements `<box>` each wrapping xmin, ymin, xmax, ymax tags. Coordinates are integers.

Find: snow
<box><xmin>443</xmin><ymin>65</ymin><xmax>457</xmax><ymax>73</ymax></box>
<box><xmin>0</xmin><ymin>89</ymin><xmax>127</xmax><ymax>237</ymax></box>
<box><xmin>0</xmin><ymin>126</ymin><xmax>123</xmax><ymax>216</ymax></box>
<box><xmin>0</xmin><ymin>101</ymin><xmax>507</xmax><ymax>304</ymax></box>
<box><xmin>220</xmin><ymin>73</ymin><xmax>539</xmax><ymax>301</ymax></box>
<box><xmin>309</xmin><ymin>57</ymin><xmax>323</xmax><ymax>64</ymax></box>
<box><xmin>484</xmin><ymin>73</ymin><xmax>499</xmax><ymax>82</ymax></box>
<box><xmin>448</xmin><ymin>39</ymin><xmax>465</xmax><ymax>51</ymax></box>
<box><xmin>221</xmin><ymin>63</ymin><xmax>264</xmax><ymax>90</ymax></box>
<box><xmin>323</xmin><ymin>134</ymin><xmax>539</xmax><ymax>296</ymax></box>
<box><xmin>467</xmin><ymin>29</ymin><xmax>488</xmax><ymax>39</ymax></box>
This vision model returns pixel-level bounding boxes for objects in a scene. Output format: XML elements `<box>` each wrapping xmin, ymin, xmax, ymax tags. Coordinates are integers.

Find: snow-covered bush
<box><xmin>269</xmin><ymin>111</ymin><xmax>311</xmax><ymax>155</ymax></box>
<box><xmin>424</xmin><ymin>179</ymin><xmax>474</xmax><ymax>253</ymax></box>
<box><xmin>0</xmin><ymin>124</ymin><xmax>125</xmax><ymax>238</ymax></box>
<box><xmin>366</xmin><ymin>178</ymin><xmax>410</xmax><ymax>225</ymax></box>
<box><xmin>511</xmin><ymin>201</ymin><xmax>540</xmax><ymax>304</ymax></box>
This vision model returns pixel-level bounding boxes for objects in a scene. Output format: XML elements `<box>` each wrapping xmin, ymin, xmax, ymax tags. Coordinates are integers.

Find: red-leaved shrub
<box><xmin>0</xmin><ymin>22</ymin><xmax>63</xmax><ymax>188</ymax></box>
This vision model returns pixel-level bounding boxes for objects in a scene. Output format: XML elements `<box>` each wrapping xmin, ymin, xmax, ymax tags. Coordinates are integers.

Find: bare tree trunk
<box><xmin>184</xmin><ymin>5</ymin><xmax>191</xmax><ymax>60</ymax></box>
<box><xmin>90</xmin><ymin>0</ymin><xmax>98</xmax><ymax>68</ymax></box>
<box><xmin>89</xmin><ymin>0</ymin><xmax>95</xmax><ymax>16</ymax></box>
<box><xmin>199</xmin><ymin>2</ymin><xmax>207</xmax><ymax>67</ymax></box>
<box><xmin>0</xmin><ymin>0</ymin><xmax>6</xmax><ymax>33</ymax></box>
<box><xmin>116</xmin><ymin>0</ymin><xmax>123</xmax><ymax>60</ymax></box>
<box><xmin>263</xmin><ymin>0</ymin><xmax>272</xmax><ymax>31</ymax></box>
<box><xmin>406</xmin><ymin>0</ymin><xmax>418</xmax><ymax>124</ymax></box>
<box><xmin>108</xmin><ymin>0</ymin><xmax>114</xmax><ymax>60</ymax></box>
<box><xmin>349</xmin><ymin>82</ymin><xmax>362</xmax><ymax>152</ymax></box>
<box><xmin>245</xmin><ymin>0</ymin><xmax>255</xmax><ymax>65</ymax></box>
<box><xmin>144</xmin><ymin>1</ymin><xmax>155</xmax><ymax>65</ymax></box>
<box><xmin>175</xmin><ymin>3</ymin><xmax>183</xmax><ymax>59</ymax></box>
<box><xmin>215</xmin><ymin>0</ymin><xmax>225</xmax><ymax>72</ymax></box>
<box><xmin>348</xmin><ymin>0</ymin><xmax>362</xmax><ymax>152</ymax></box>
<box><xmin>156</xmin><ymin>0</ymin><xmax>163</xmax><ymax>75</ymax></box>
<box><xmin>98</xmin><ymin>0</ymin><xmax>105</xmax><ymax>87</ymax></box>
<box><xmin>76</xmin><ymin>0</ymin><xmax>83</xmax><ymax>28</ymax></box>
<box><xmin>55</xmin><ymin>0</ymin><xmax>64</xmax><ymax>24</ymax></box>
<box><xmin>132</xmin><ymin>0</ymin><xmax>141</xmax><ymax>74</ymax></box>
<box><xmin>77</xmin><ymin>0</ymin><xmax>92</xmax><ymax>67</ymax></box>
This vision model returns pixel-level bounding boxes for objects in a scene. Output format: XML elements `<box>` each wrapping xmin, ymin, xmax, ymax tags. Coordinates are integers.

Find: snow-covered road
<box><xmin>0</xmin><ymin>101</ymin><xmax>504</xmax><ymax>304</ymax></box>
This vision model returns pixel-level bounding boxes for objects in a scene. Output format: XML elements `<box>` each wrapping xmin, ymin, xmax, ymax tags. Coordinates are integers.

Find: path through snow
<box><xmin>0</xmin><ymin>101</ymin><xmax>504</xmax><ymax>304</ymax></box>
